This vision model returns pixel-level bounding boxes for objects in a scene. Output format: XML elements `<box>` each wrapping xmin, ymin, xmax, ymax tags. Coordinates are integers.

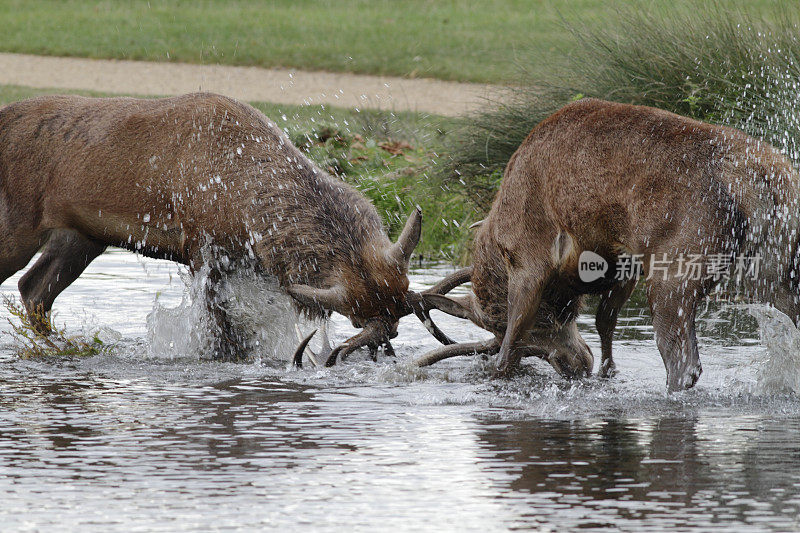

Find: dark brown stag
<box><xmin>0</xmin><ymin>93</ymin><xmax>447</xmax><ymax>363</ymax></box>
<box><xmin>418</xmin><ymin>98</ymin><xmax>800</xmax><ymax>391</ymax></box>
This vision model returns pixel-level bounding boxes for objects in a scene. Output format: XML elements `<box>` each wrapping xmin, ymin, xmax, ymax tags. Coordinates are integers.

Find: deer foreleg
<box><xmin>595</xmin><ymin>277</ymin><xmax>638</xmax><ymax>378</ymax></box>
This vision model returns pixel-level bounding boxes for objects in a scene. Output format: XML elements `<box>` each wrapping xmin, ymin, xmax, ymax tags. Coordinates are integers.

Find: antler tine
<box><xmin>424</xmin><ymin>266</ymin><xmax>473</xmax><ymax>296</ymax></box>
<box><xmin>413</xmin><ymin>306</ymin><xmax>457</xmax><ymax>345</ymax></box>
<box><xmin>292</xmin><ymin>329</ymin><xmax>318</xmax><ymax>368</ymax></box>
<box><xmin>404</xmin><ymin>266</ymin><xmax>474</xmax><ymax>346</ymax></box>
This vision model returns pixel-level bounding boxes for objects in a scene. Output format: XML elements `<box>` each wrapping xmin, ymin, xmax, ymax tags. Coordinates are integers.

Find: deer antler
<box><xmin>414</xmin><ymin>338</ymin><xmax>500</xmax><ymax>367</ymax></box>
<box><xmin>405</xmin><ymin>266</ymin><xmax>474</xmax><ymax>345</ymax></box>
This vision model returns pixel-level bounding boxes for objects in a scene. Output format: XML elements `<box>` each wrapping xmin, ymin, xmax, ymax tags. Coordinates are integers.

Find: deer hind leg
<box><xmin>595</xmin><ymin>277</ymin><xmax>638</xmax><ymax>378</ymax></box>
<box><xmin>17</xmin><ymin>230</ymin><xmax>106</xmax><ymax>334</ymax></box>
<box><xmin>647</xmin><ymin>276</ymin><xmax>705</xmax><ymax>392</ymax></box>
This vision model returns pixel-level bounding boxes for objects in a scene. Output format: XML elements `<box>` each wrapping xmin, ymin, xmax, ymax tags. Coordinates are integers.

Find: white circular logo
<box><xmin>578</xmin><ymin>251</ymin><xmax>608</xmax><ymax>283</ymax></box>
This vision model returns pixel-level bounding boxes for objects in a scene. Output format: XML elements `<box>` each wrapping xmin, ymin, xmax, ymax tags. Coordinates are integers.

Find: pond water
<box><xmin>1</xmin><ymin>250</ymin><xmax>799</xmax><ymax>532</ymax></box>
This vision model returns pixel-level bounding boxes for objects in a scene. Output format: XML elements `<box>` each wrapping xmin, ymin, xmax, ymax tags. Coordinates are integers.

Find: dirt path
<box><xmin>0</xmin><ymin>53</ymin><xmax>498</xmax><ymax>117</ymax></box>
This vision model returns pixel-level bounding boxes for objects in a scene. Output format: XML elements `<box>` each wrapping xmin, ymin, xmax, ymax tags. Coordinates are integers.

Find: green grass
<box><xmin>0</xmin><ymin>84</ymin><xmax>472</xmax><ymax>260</ymax></box>
<box><xmin>0</xmin><ymin>0</ymin><xmax>786</xmax><ymax>84</ymax></box>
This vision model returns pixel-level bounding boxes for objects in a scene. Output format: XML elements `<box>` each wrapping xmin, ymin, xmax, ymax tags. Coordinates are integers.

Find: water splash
<box><xmin>146</xmin><ymin>267</ymin><xmax>210</xmax><ymax>359</ymax></box>
<box><xmin>146</xmin><ymin>265</ymin><xmax>324</xmax><ymax>364</ymax></box>
<box><xmin>748</xmin><ymin>304</ymin><xmax>800</xmax><ymax>394</ymax></box>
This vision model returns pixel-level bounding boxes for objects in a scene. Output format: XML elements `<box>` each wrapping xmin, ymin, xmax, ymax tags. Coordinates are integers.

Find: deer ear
<box><xmin>287</xmin><ymin>284</ymin><xmax>347</xmax><ymax>313</ymax></box>
<box><xmin>421</xmin><ymin>293</ymin><xmax>476</xmax><ymax>322</ymax></box>
<box><xmin>386</xmin><ymin>207</ymin><xmax>422</xmax><ymax>265</ymax></box>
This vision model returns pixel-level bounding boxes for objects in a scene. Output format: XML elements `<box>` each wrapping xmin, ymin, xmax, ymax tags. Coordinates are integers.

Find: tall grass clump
<box><xmin>442</xmin><ymin>2</ymin><xmax>800</xmax><ymax>212</ymax></box>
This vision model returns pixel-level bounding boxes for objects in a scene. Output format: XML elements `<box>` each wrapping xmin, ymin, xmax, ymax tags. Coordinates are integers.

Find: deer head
<box><xmin>290</xmin><ymin>207</ymin><xmax>457</xmax><ymax>366</ymax></box>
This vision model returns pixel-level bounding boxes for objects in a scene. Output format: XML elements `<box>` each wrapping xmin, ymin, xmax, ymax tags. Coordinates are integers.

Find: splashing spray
<box><xmin>146</xmin><ymin>265</ymin><xmax>325</xmax><ymax>364</ymax></box>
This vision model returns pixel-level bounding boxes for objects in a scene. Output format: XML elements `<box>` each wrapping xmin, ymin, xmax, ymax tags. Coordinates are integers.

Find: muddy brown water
<box><xmin>1</xmin><ymin>250</ymin><xmax>799</xmax><ymax>531</ymax></box>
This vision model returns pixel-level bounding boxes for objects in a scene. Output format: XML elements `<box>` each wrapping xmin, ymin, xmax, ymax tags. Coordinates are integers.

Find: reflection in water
<box><xmin>475</xmin><ymin>416</ymin><xmax>800</xmax><ymax>530</ymax></box>
<box><xmin>0</xmin><ymin>253</ymin><xmax>799</xmax><ymax>531</ymax></box>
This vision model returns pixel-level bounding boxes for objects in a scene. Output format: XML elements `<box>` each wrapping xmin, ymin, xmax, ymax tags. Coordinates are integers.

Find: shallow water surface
<box><xmin>1</xmin><ymin>250</ymin><xmax>799</xmax><ymax>531</ymax></box>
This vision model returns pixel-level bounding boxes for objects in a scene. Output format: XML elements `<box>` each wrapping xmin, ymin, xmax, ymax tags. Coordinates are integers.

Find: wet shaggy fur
<box><xmin>445</xmin><ymin>98</ymin><xmax>800</xmax><ymax>390</ymax></box>
<box><xmin>0</xmin><ymin>93</ymin><xmax>410</xmax><ymax>349</ymax></box>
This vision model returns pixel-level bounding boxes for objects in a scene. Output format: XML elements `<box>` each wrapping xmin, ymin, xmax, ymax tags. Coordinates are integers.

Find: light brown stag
<box><xmin>0</xmin><ymin>93</ymin><xmax>449</xmax><ymax>364</ymax></box>
<box><xmin>417</xmin><ymin>98</ymin><xmax>800</xmax><ymax>391</ymax></box>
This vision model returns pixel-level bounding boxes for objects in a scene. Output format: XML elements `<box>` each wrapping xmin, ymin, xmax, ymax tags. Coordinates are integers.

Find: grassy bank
<box><xmin>0</xmin><ymin>84</ymin><xmax>471</xmax><ymax>260</ymax></box>
<box><xmin>0</xmin><ymin>0</ymin><xmax>785</xmax><ymax>84</ymax></box>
